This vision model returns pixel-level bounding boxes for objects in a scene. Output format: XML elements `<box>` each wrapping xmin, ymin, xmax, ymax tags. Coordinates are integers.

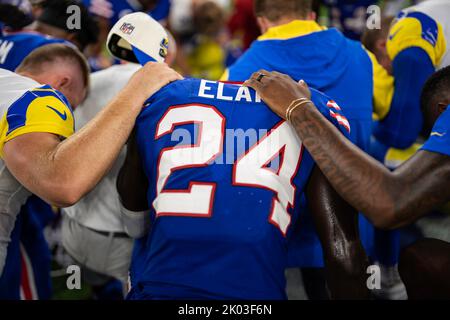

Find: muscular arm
<box><xmin>3</xmin><ymin>63</ymin><xmax>181</xmax><ymax>207</ymax></box>
<box><xmin>307</xmin><ymin>167</ymin><xmax>370</xmax><ymax>299</ymax></box>
<box><xmin>117</xmin><ymin>130</ymin><xmax>149</xmax><ymax>212</ymax></box>
<box><xmin>291</xmin><ymin>105</ymin><xmax>450</xmax><ymax>229</ymax></box>
<box><xmin>116</xmin><ymin>130</ymin><xmax>151</xmax><ymax>238</ymax></box>
<box><xmin>245</xmin><ymin>70</ymin><xmax>450</xmax><ymax>230</ymax></box>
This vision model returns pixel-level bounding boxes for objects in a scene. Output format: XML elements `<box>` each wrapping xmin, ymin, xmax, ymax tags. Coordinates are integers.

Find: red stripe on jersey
<box><xmin>327</xmin><ymin>100</ymin><xmax>342</xmax><ymax>111</ymax></box>
<box><xmin>329</xmin><ymin>110</ymin><xmax>351</xmax><ymax>133</ymax></box>
<box><xmin>20</xmin><ymin>252</ymin><xmax>33</xmax><ymax>300</ymax></box>
<box><xmin>20</xmin><ymin>244</ymin><xmax>37</xmax><ymax>300</ymax></box>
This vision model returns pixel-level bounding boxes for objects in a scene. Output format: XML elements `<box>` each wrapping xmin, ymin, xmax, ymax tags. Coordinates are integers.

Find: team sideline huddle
<box><xmin>0</xmin><ymin>0</ymin><xmax>449</xmax><ymax>300</ymax></box>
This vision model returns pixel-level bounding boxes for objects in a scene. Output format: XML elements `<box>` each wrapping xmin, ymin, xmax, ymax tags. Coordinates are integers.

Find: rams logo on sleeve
<box><xmin>387</xmin><ymin>10</ymin><xmax>447</xmax><ymax>67</ymax></box>
<box><xmin>0</xmin><ymin>85</ymin><xmax>75</xmax><ymax>156</ymax></box>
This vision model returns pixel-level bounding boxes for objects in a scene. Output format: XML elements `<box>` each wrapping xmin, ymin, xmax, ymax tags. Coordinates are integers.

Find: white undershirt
<box><xmin>63</xmin><ymin>63</ymin><xmax>141</xmax><ymax>232</ymax></box>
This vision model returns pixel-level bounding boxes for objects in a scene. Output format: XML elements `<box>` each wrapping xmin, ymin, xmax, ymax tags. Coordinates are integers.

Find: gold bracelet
<box><xmin>287</xmin><ymin>102</ymin><xmax>302</xmax><ymax>122</ymax></box>
<box><xmin>285</xmin><ymin>98</ymin><xmax>309</xmax><ymax>120</ymax></box>
<box><xmin>286</xmin><ymin>99</ymin><xmax>313</xmax><ymax>122</ymax></box>
<box><xmin>287</xmin><ymin>100</ymin><xmax>312</xmax><ymax>122</ymax></box>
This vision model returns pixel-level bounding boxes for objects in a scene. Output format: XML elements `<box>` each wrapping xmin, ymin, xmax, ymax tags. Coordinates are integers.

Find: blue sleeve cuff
<box><xmin>421</xmin><ymin>107</ymin><xmax>450</xmax><ymax>157</ymax></box>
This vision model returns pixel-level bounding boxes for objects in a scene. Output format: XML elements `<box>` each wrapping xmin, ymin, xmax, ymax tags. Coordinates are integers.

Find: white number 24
<box><xmin>153</xmin><ymin>104</ymin><xmax>303</xmax><ymax>235</ymax></box>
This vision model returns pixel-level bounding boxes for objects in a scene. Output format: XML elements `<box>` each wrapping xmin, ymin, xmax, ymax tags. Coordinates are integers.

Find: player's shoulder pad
<box><xmin>2</xmin><ymin>85</ymin><xmax>74</xmax><ymax>146</ymax></box>
<box><xmin>310</xmin><ymin>88</ymin><xmax>352</xmax><ymax>139</ymax></box>
<box><xmin>143</xmin><ymin>79</ymin><xmax>194</xmax><ymax>107</ymax></box>
<box><xmin>387</xmin><ymin>10</ymin><xmax>446</xmax><ymax>66</ymax></box>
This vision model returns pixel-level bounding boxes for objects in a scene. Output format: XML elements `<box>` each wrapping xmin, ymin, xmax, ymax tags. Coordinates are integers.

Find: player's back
<box><xmin>0</xmin><ymin>31</ymin><xmax>67</xmax><ymax>71</ymax></box>
<box><xmin>225</xmin><ymin>21</ymin><xmax>377</xmax><ymax>268</ymax></box>
<box><xmin>131</xmin><ymin>78</ymin><xmax>351</xmax><ymax>300</ymax></box>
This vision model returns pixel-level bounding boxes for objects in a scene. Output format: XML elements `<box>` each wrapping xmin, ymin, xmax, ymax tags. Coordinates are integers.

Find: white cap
<box><xmin>106</xmin><ymin>12</ymin><xmax>169</xmax><ymax>65</ymax></box>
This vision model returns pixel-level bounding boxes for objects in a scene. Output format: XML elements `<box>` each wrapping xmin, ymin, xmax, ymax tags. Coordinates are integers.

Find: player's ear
<box><xmin>256</xmin><ymin>17</ymin><xmax>269</xmax><ymax>34</ymax></box>
<box><xmin>57</xmin><ymin>76</ymin><xmax>71</xmax><ymax>91</ymax></box>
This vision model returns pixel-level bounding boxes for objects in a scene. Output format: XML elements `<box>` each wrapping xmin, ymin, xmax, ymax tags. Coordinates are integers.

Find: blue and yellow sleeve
<box><xmin>0</xmin><ymin>86</ymin><xmax>75</xmax><ymax>156</ymax></box>
<box><xmin>421</xmin><ymin>107</ymin><xmax>450</xmax><ymax>157</ymax></box>
<box><xmin>373</xmin><ymin>46</ymin><xmax>434</xmax><ymax>149</ymax></box>
<box><xmin>387</xmin><ymin>11</ymin><xmax>446</xmax><ymax>67</ymax></box>
<box><xmin>372</xmin><ymin>11</ymin><xmax>445</xmax><ymax>149</ymax></box>
<box><xmin>384</xmin><ymin>143</ymin><xmax>422</xmax><ymax>169</ymax></box>
<box><xmin>366</xmin><ymin>50</ymin><xmax>394</xmax><ymax>121</ymax></box>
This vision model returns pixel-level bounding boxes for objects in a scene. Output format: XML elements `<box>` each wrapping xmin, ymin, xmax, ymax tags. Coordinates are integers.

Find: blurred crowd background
<box><xmin>0</xmin><ymin>0</ymin><xmax>427</xmax><ymax>80</ymax></box>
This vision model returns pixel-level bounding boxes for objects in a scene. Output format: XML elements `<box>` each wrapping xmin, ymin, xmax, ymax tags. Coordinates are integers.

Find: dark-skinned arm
<box><xmin>292</xmin><ymin>107</ymin><xmax>450</xmax><ymax>230</ymax></box>
<box><xmin>307</xmin><ymin>167</ymin><xmax>370</xmax><ymax>299</ymax></box>
<box><xmin>245</xmin><ymin>70</ymin><xmax>450</xmax><ymax>230</ymax></box>
<box><xmin>117</xmin><ymin>130</ymin><xmax>151</xmax><ymax>238</ymax></box>
<box><xmin>117</xmin><ymin>130</ymin><xmax>149</xmax><ymax>211</ymax></box>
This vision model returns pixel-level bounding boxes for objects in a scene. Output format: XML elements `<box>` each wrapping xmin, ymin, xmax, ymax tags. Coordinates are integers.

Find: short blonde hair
<box><xmin>16</xmin><ymin>44</ymin><xmax>90</xmax><ymax>88</ymax></box>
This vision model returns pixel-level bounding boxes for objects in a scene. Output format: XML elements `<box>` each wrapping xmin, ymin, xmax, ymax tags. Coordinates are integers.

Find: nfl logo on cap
<box><xmin>107</xmin><ymin>12</ymin><xmax>169</xmax><ymax>65</ymax></box>
<box><xmin>119</xmin><ymin>23</ymin><xmax>135</xmax><ymax>35</ymax></box>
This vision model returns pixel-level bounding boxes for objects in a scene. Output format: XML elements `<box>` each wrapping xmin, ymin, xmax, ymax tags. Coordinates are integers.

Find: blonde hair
<box><xmin>16</xmin><ymin>44</ymin><xmax>90</xmax><ymax>88</ymax></box>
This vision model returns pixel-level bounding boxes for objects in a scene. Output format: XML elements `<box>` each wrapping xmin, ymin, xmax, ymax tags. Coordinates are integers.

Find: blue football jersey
<box><xmin>0</xmin><ymin>31</ymin><xmax>68</xmax><ymax>71</ymax></box>
<box><xmin>421</xmin><ymin>107</ymin><xmax>450</xmax><ymax>157</ymax></box>
<box><xmin>129</xmin><ymin>78</ymin><xmax>353</xmax><ymax>300</ymax></box>
<box><xmin>225</xmin><ymin>21</ymin><xmax>377</xmax><ymax>267</ymax></box>
<box><xmin>226</xmin><ymin>26</ymin><xmax>373</xmax><ymax>148</ymax></box>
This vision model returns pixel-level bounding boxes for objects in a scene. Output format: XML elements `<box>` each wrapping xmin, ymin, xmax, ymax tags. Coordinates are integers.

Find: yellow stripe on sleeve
<box><xmin>0</xmin><ymin>93</ymin><xmax>74</xmax><ymax>157</ymax></box>
<box><xmin>387</xmin><ymin>14</ymin><xmax>446</xmax><ymax>67</ymax></box>
<box><xmin>384</xmin><ymin>143</ymin><xmax>422</xmax><ymax>169</ymax></box>
<box><xmin>366</xmin><ymin>50</ymin><xmax>394</xmax><ymax>121</ymax></box>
